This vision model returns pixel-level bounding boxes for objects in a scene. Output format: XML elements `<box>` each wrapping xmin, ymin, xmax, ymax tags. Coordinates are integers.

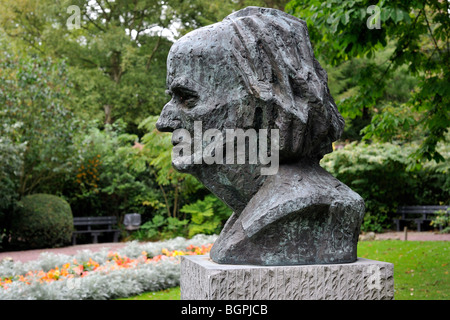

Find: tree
<box><xmin>0</xmin><ymin>136</ymin><xmax>26</xmax><ymax>247</ymax></box>
<box><xmin>169</xmin><ymin>0</ymin><xmax>290</xmax><ymax>35</ymax></box>
<box><xmin>0</xmin><ymin>0</ymin><xmax>173</xmax><ymax>130</ymax></box>
<box><xmin>0</xmin><ymin>42</ymin><xmax>79</xmax><ymax>245</ymax></box>
<box><xmin>0</xmin><ymin>0</ymin><xmax>293</xmax><ymax>131</ymax></box>
<box><xmin>64</xmin><ymin>120</ymin><xmax>162</xmax><ymax>223</ymax></box>
<box><xmin>0</xmin><ymin>46</ymin><xmax>78</xmax><ymax>197</ymax></box>
<box><xmin>325</xmin><ymin>45</ymin><xmax>420</xmax><ymax>141</ymax></box>
<box><xmin>286</xmin><ymin>0</ymin><xmax>449</xmax><ymax>164</ymax></box>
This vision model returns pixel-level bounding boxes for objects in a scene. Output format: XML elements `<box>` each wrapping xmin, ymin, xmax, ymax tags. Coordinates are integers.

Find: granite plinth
<box><xmin>180</xmin><ymin>255</ymin><xmax>394</xmax><ymax>300</ymax></box>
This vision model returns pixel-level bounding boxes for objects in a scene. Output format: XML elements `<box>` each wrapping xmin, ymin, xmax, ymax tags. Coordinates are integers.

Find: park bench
<box><xmin>72</xmin><ymin>216</ymin><xmax>120</xmax><ymax>245</ymax></box>
<box><xmin>393</xmin><ymin>205</ymin><xmax>449</xmax><ymax>232</ymax></box>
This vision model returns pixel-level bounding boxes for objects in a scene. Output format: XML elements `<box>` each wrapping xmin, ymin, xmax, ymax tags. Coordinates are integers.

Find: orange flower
<box><xmin>73</xmin><ymin>264</ymin><xmax>84</xmax><ymax>275</ymax></box>
<box><xmin>1</xmin><ymin>243</ymin><xmax>214</xmax><ymax>289</ymax></box>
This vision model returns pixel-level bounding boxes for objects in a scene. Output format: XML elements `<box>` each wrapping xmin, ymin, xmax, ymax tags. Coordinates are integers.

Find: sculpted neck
<box><xmin>193</xmin><ymin>159</ymin><xmax>322</xmax><ymax>215</ymax></box>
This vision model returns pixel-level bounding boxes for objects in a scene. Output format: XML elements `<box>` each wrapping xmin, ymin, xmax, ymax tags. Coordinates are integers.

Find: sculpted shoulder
<box><xmin>240</xmin><ymin>162</ymin><xmax>364</xmax><ymax>238</ymax></box>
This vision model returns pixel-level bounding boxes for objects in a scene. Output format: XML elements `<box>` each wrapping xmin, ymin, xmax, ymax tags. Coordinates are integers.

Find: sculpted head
<box><xmin>156</xmin><ymin>7</ymin><xmax>344</xmax><ymax>212</ymax></box>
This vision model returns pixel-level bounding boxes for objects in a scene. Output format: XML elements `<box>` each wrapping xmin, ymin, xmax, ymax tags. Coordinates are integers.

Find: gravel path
<box><xmin>374</xmin><ymin>231</ymin><xmax>450</xmax><ymax>241</ymax></box>
<box><xmin>0</xmin><ymin>242</ymin><xmax>128</xmax><ymax>263</ymax></box>
<box><xmin>1</xmin><ymin>231</ymin><xmax>448</xmax><ymax>264</ymax></box>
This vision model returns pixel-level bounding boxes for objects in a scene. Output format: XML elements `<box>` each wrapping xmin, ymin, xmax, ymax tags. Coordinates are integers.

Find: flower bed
<box><xmin>0</xmin><ymin>234</ymin><xmax>216</xmax><ymax>300</ymax></box>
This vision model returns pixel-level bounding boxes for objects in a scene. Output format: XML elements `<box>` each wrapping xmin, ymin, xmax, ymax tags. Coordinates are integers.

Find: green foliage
<box><xmin>430</xmin><ymin>208</ymin><xmax>450</xmax><ymax>234</ymax></box>
<box><xmin>180</xmin><ymin>195</ymin><xmax>232</xmax><ymax>238</ymax></box>
<box><xmin>65</xmin><ymin>120</ymin><xmax>160</xmax><ymax>224</ymax></box>
<box><xmin>133</xmin><ymin>192</ymin><xmax>233</xmax><ymax>241</ymax></box>
<box><xmin>1</xmin><ymin>0</ymin><xmax>446</xmax><ymax>244</ymax></box>
<box><xmin>136</xmin><ymin>116</ymin><xmax>203</xmax><ymax>218</ymax></box>
<box><xmin>287</xmin><ymin>0</ymin><xmax>449</xmax><ymax>163</ymax></box>
<box><xmin>0</xmin><ymin>138</ymin><xmax>25</xmax><ymax>219</ymax></box>
<box><xmin>0</xmin><ymin>39</ymin><xmax>79</xmax><ymax>248</ymax></box>
<box><xmin>126</xmin><ymin>116</ymin><xmax>232</xmax><ymax>240</ymax></box>
<box><xmin>0</xmin><ymin>138</ymin><xmax>26</xmax><ymax>248</ymax></box>
<box><xmin>0</xmin><ymin>46</ymin><xmax>79</xmax><ymax>198</ymax></box>
<box><xmin>138</xmin><ymin>215</ymin><xmax>189</xmax><ymax>241</ymax></box>
<box><xmin>10</xmin><ymin>194</ymin><xmax>74</xmax><ymax>249</ymax></box>
<box><xmin>0</xmin><ymin>0</ymin><xmax>173</xmax><ymax>129</ymax></box>
<box><xmin>360</xmin><ymin>103</ymin><xmax>418</xmax><ymax>144</ymax></box>
<box><xmin>321</xmin><ymin>141</ymin><xmax>449</xmax><ymax>231</ymax></box>
<box><xmin>0</xmin><ymin>0</ymin><xmax>292</xmax><ymax>130</ymax></box>
<box><xmin>170</xmin><ymin>0</ymin><xmax>290</xmax><ymax>35</ymax></box>
<box><xmin>324</xmin><ymin>49</ymin><xmax>419</xmax><ymax>141</ymax></box>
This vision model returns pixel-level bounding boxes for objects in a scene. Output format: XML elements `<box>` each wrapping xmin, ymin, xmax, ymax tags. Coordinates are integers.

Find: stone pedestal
<box><xmin>180</xmin><ymin>255</ymin><xmax>394</xmax><ymax>300</ymax></box>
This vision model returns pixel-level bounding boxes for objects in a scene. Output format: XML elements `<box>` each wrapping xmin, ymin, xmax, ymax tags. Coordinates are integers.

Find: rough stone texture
<box><xmin>156</xmin><ymin>7</ymin><xmax>365</xmax><ymax>266</ymax></box>
<box><xmin>181</xmin><ymin>255</ymin><xmax>394</xmax><ymax>300</ymax></box>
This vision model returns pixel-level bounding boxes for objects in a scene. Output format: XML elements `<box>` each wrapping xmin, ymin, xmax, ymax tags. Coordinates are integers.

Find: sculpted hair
<box><xmin>224</xmin><ymin>7</ymin><xmax>345</xmax><ymax>162</ymax></box>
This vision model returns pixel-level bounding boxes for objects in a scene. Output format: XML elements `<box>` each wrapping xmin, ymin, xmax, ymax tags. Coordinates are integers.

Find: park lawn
<box><xmin>118</xmin><ymin>286</ymin><xmax>181</xmax><ymax>300</ymax></box>
<box><xmin>120</xmin><ymin>240</ymin><xmax>449</xmax><ymax>300</ymax></box>
<box><xmin>358</xmin><ymin>240</ymin><xmax>449</xmax><ymax>300</ymax></box>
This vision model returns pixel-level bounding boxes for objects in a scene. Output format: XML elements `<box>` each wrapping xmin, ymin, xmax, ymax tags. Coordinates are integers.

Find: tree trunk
<box><xmin>104</xmin><ymin>104</ymin><xmax>113</xmax><ymax>124</ymax></box>
<box><xmin>104</xmin><ymin>51</ymin><xmax>123</xmax><ymax>124</ymax></box>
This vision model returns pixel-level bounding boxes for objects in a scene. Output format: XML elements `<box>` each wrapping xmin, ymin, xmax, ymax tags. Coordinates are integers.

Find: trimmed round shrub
<box><xmin>10</xmin><ymin>194</ymin><xmax>74</xmax><ymax>249</ymax></box>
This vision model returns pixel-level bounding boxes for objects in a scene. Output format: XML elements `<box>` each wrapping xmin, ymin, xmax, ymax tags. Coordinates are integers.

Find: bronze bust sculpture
<box><xmin>157</xmin><ymin>7</ymin><xmax>365</xmax><ymax>265</ymax></box>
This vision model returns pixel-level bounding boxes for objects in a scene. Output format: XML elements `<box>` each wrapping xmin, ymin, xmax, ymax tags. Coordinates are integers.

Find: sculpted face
<box><xmin>156</xmin><ymin>25</ymin><xmax>266</xmax><ymax>212</ymax></box>
<box><xmin>157</xmin><ymin>25</ymin><xmax>248</xmax><ymax>168</ymax></box>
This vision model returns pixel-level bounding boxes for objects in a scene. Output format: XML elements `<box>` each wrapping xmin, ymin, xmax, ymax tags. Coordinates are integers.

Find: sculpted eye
<box><xmin>174</xmin><ymin>87</ymin><xmax>199</xmax><ymax>109</ymax></box>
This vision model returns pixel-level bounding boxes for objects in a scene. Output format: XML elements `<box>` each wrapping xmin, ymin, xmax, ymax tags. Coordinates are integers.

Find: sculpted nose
<box><xmin>156</xmin><ymin>102</ymin><xmax>182</xmax><ymax>132</ymax></box>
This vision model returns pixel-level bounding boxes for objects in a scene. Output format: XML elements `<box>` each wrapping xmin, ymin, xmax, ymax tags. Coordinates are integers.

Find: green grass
<box><xmin>358</xmin><ymin>240</ymin><xmax>449</xmax><ymax>300</ymax></box>
<box><xmin>120</xmin><ymin>240</ymin><xmax>449</xmax><ymax>300</ymax></box>
<box><xmin>118</xmin><ymin>286</ymin><xmax>181</xmax><ymax>300</ymax></box>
